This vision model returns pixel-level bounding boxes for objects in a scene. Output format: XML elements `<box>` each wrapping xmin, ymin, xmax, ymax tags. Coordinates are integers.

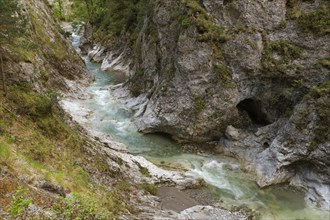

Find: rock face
<box><xmin>113</xmin><ymin>0</ymin><xmax>329</xmax><ymax>143</ymax></box>
<box><xmin>2</xmin><ymin>0</ymin><xmax>90</xmax><ymax>93</ymax></box>
<box><xmin>83</xmin><ymin>0</ymin><xmax>329</xmax><ymax>210</ymax></box>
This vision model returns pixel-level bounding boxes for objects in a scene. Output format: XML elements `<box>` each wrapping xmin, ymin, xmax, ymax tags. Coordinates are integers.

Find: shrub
<box><xmin>8</xmin><ymin>84</ymin><xmax>54</xmax><ymax>120</ymax></box>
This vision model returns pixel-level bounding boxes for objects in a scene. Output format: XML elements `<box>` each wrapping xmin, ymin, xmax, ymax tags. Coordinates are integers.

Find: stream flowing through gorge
<box><xmin>62</xmin><ymin>32</ymin><xmax>329</xmax><ymax>220</ymax></box>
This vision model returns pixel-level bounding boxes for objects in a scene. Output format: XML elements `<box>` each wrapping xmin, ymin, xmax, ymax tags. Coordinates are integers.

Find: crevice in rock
<box><xmin>237</xmin><ymin>98</ymin><xmax>272</xmax><ymax>126</ymax></box>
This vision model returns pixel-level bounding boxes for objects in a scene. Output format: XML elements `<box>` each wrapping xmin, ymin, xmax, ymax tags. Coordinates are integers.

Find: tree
<box><xmin>0</xmin><ymin>0</ymin><xmax>26</xmax><ymax>96</ymax></box>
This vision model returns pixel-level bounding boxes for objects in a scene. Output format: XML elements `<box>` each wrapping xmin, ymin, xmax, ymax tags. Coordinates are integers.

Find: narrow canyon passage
<box><xmin>61</xmin><ymin>32</ymin><xmax>329</xmax><ymax>220</ymax></box>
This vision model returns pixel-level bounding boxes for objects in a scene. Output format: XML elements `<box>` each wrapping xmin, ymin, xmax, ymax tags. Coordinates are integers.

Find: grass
<box><xmin>0</xmin><ymin>84</ymin><xmax>132</xmax><ymax>219</ymax></box>
<box><xmin>9</xmin><ymin>187</ymin><xmax>32</xmax><ymax>217</ymax></box>
<box><xmin>262</xmin><ymin>40</ymin><xmax>301</xmax><ymax>74</ymax></box>
<box><xmin>135</xmin><ymin>162</ymin><xmax>151</xmax><ymax>177</ymax></box>
<box><xmin>140</xmin><ymin>182</ymin><xmax>157</xmax><ymax>196</ymax></box>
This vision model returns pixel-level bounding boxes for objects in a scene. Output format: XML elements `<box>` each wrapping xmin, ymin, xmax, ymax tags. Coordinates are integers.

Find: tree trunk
<box><xmin>0</xmin><ymin>52</ymin><xmax>7</xmax><ymax>96</ymax></box>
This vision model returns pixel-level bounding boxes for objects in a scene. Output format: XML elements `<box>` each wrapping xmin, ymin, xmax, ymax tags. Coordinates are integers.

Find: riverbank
<box><xmin>60</xmin><ymin>74</ymin><xmax>248</xmax><ymax>220</ymax></box>
<box><xmin>59</xmin><ymin>24</ymin><xmax>329</xmax><ymax>220</ymax></box>
<box><xmin>58</xmin><ymin>27</ymin><xmax>248</xmax><ymax>219</ymax></box>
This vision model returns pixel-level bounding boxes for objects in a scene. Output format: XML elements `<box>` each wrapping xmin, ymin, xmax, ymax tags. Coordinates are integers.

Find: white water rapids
<box><xmin>61</xmin><ymin>32</ymin><xmax>329</xmax><ymax>220</ymax></box>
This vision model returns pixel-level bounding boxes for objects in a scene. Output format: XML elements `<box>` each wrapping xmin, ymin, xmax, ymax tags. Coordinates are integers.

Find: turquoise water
<box><xmin>71</xmin><ymin>33</ymin><xmax>329</xmax><ymax>220</ymax></box>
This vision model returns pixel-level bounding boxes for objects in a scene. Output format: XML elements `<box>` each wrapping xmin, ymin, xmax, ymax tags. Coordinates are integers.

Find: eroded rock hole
<box><xmin>237</xmin><ymin>98</ymin><xmax>272</xmax><ymax>126</ymax></box>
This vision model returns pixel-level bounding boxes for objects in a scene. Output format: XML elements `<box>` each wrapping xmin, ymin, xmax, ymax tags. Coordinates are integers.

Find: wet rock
<box><xmin>223</xmin><ymin>90</ymin><xmax>330</xmax><ymax>210</ymax></box>
<box><xmin>81</xmin><ymin>0</ymin><xmax>330</xmax><ymax>211</ymax></box>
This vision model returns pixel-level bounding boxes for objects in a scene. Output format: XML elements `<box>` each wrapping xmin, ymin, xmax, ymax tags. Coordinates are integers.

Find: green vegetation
<box><xmin>140</xmin><ymin>182</ymin><xmax>157</xmax><ymax>195</ymax></box>
<box><xmin>170</xmin><ymin>8</ymin><xmax>192</xmax><ymax>29</ymax></box>
<box><xmin>297</xmin><ymin>3</ymin><xmax>330</xmax><ymax>36</ymax></box>
<box><xmin>0</xmin><ymin>0</ymin><xmax>27</xmax><ymax>94</ymax></box>
<box><xmin>53</xmin><ymin>0</ymin><xmax>65</xmax><ymax>21</ymax></box>
<box><xmin>269</xmin><ymin>40</ymin><xmax>301</xmax><ymax>60</ymax></box>
<box><xmin>0</xmin><ymin>84</ymin><xmax>132</xmax><ymax>218</ymax></box>
<box><xmin>292</xmin><ymin>108</ymin><xmax>309</xmax><ymax>131</ymax></box>
<box><xmin>9</xmin><ymin>187</ymin><xmax>32</xmax><ymax>217</ymax></box>
<box><xmin>214</xmin><ymin>63</ymin><xmax>235</xmax><ymax>87</ymax></box>
<box><xmin>262</xmin><ymin>40</ymin><xmax>301</xmax><ymax>74</ymax></box>
<box><xmin>0</xmin><ymin>0</ymin><xmax>26</xmax><ymax>44</ymax></box>
<box><xmin>54</xmin><ymin>193</ymin><xmax>120</xmax><ymax>219</ymax></box>
<box><xmin>135</xmin><ymin>161</ymin><xmax>151</xmax><ymax>177</ymax></box>
<box><xmin>180</xmin><ymin>0</ymin><xmax>229</xmax><ymax>42</ymax></box>
<box><xmin>286</xmin><ymin>0</ymin><xmax>329</xmax><ymax>35</ymax></box>
<box><xmin>194</xmin><ymin>96</ymin><xmax>206</xmax><ymax>113</ymax></box>
<box><xmin>69</xmin><ymin>0</ymin><xmax>153</xmax><ymax>44</ymax></box>
<box><xmin>309</xmin><ymin>81</ymin><xmax>330</xmax><ymax>149</ymax></box>
<box><xmin>286</xmin><ymin>0</ymin><xmax>302</xmax><ymax>19</ymax></box>
<box><xmin>317</xmin><ymin>57</ymin><xmax>330</xmax><ymax>69</ymax></box>
<box><xmin>293</xmin><ymin>81</ymin><xmax>330</xmax><ymax>151</ymax></box>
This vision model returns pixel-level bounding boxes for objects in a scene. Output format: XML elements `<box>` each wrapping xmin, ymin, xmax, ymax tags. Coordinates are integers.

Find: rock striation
<box><xmin>82</xmin><ymin>0</ymin><xmax>329</xmax><ymax>210</ymax></box>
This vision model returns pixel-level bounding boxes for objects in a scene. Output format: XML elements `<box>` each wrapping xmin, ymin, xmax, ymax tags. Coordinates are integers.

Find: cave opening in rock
<box><xmin>237</xmin><ymin>98</ymin><xmax>272</xmax><ymax>126</ymax></box>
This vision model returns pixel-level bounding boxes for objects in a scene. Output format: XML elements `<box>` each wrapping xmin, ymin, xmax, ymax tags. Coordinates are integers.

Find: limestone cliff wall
<box><xmin>83</xmin><ymin>0</ymin><xmax>329</xmax><ymax>210</ymax></box>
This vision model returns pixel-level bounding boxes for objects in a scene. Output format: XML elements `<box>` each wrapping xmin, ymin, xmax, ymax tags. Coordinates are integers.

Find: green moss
<box><xmin>292</xmin><ymin>108</ymin><xmax>309</xmax><ymax>131</ymax></box>
<box><xmin>181</xmin><ymin>0</ymin><xmax>230</xmax><ymax>43</ymax></box>
<box><xmin>317</xmin><ymin>57</ymin><xmax>330</xmax><ymax>69</ymax></box>
<box><xmin>135</xmin><ymin>67</ymin><xmax>144</xmax><ymax>77</ymax></box>
<box><xmin>286</xmin><ymin>0</ymin><xmax>301</xmax><ymax>20</ymax></box>
<box><xmin>270</xmin><ymin>40</ymin><xmax>301</xmax><ymax>59</ymax></box>
<box><xmin>309</xmin><ymin>81</ymin><xmax>330</xmax><ymax>148</ymax></box>
<box><xmin>297</xmin><ymin>3</ymin><xmax>330</xmax><ymax>36</ymax></box>
<box><xmin>262</xmin><ymin>40</ymin><xmax>301</xmax><ymax>74</ymax></box>
<box><xmin>170</xmin><ymin>8</ymin><xmax>191</xmax><ymax>28</ymax></box>
<box><xmin>194</xmin><ymin>96</ymin><xmax>206</xmax><ymax>113</ymax></box>
<box><xmin>214</xmin><ymin>63</ymin><xmax>235</xmax><ymax>87</ymax></box>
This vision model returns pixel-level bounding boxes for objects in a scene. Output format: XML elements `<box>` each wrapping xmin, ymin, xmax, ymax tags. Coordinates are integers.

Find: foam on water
<box><xmin>64</xmin><ymin>33</ymin><xmax>330</xmax><ymax>220</ymax></box>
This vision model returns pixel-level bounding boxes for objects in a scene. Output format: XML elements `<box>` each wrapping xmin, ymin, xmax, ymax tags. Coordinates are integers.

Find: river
<box><xmin>64</xmin><ymin>32</ymin><xmax>328</xmax><ymax>220</ymax></box>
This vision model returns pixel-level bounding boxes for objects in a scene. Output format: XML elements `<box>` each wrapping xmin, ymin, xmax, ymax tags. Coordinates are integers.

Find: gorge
<box><xmin>0</xmin><ymin>0</ymin><xmax>329</xmax><ymax>219</ymax></box>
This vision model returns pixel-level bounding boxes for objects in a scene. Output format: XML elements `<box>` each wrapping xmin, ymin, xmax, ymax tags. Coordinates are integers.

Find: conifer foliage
<box><xmin>0</xmin><ymin>0</ymin><xmax>26</xmax><ymax>95</ymax></box>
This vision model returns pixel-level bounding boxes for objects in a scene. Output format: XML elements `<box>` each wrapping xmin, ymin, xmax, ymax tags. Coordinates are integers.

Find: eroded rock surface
<box><xmin>81</xmin><ymin>0</ymin><xmax>330</xmax><ymax>210</ymax></box>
